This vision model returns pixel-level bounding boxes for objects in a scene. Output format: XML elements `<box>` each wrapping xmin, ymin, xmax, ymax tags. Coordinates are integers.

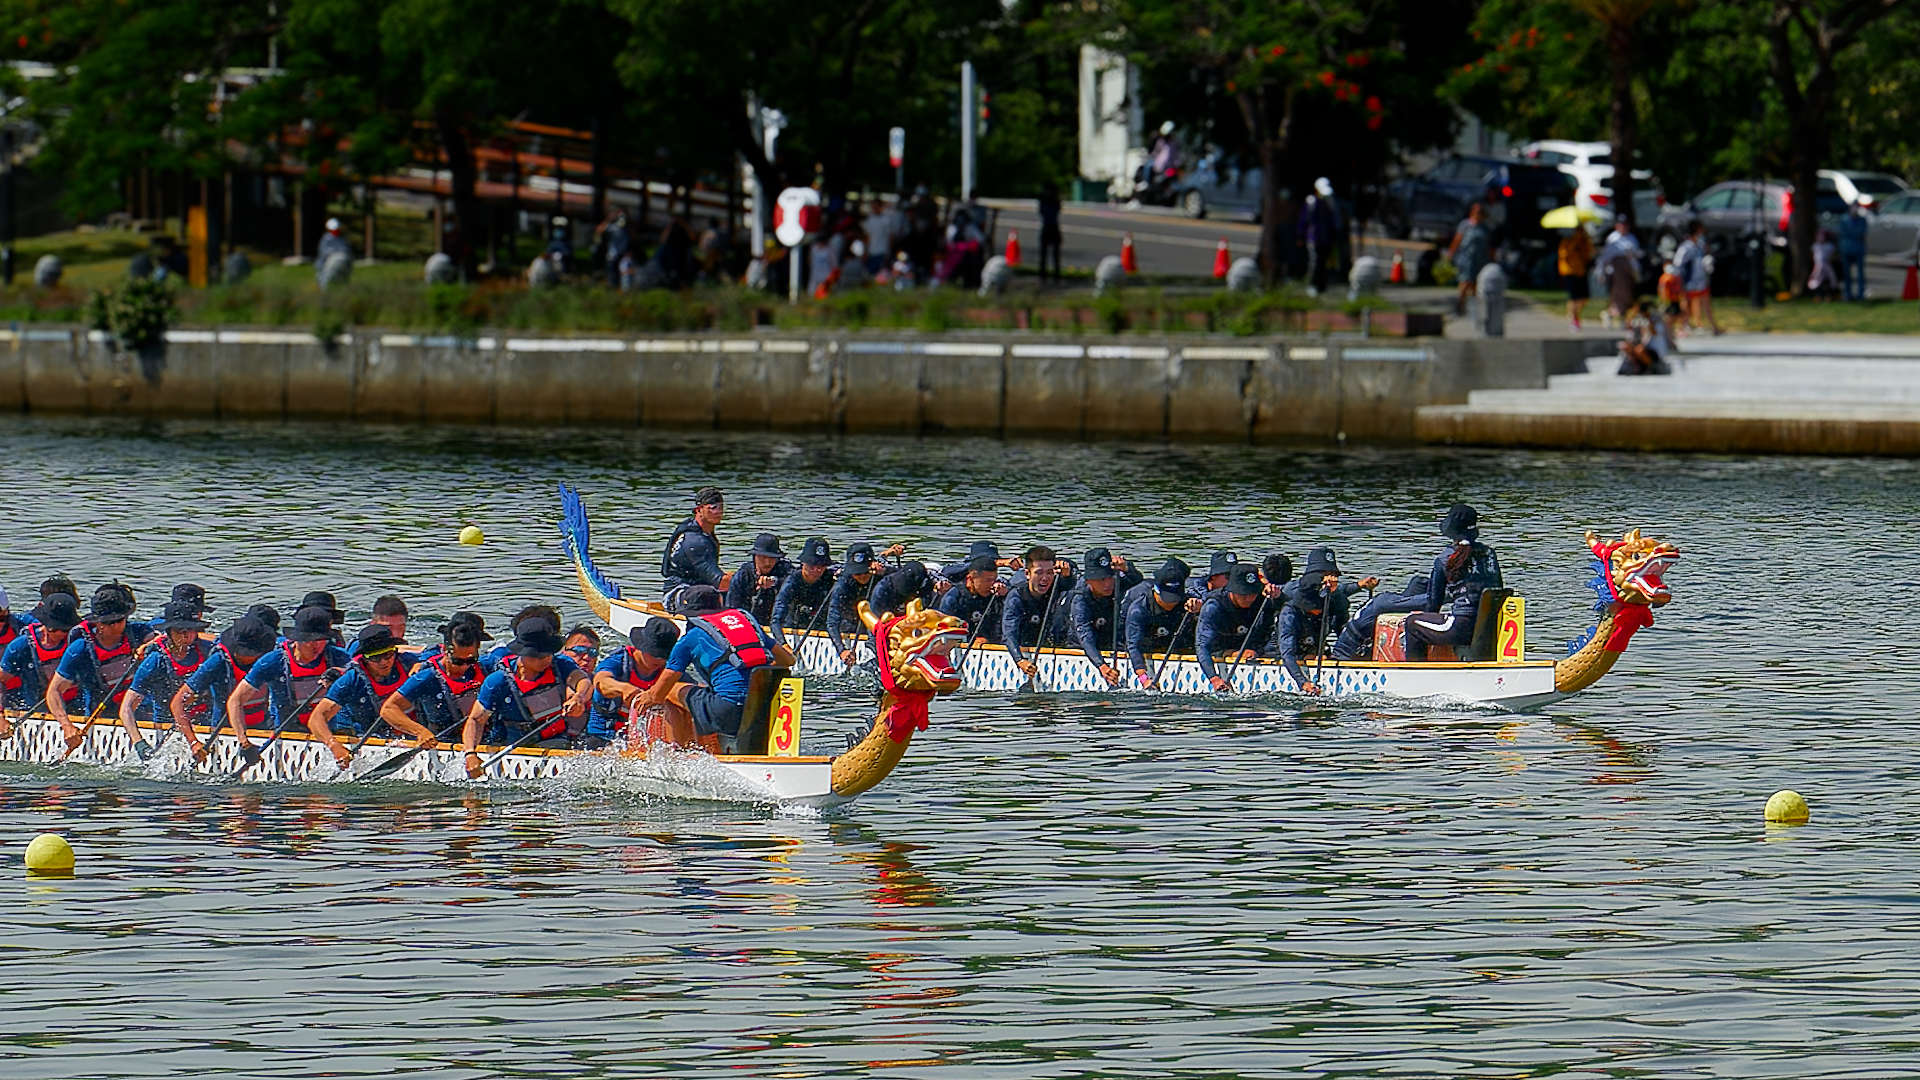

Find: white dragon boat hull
<box><xmin>0</xmin><ymin>713</ymin><xmax>851</xmax><ymax>807</ymax></box>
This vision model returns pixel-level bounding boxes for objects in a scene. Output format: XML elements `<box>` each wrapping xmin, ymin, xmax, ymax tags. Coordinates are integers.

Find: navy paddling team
<box><xmin>658</xmin><ymin>487</ymin><xmax>1505</xmax><ymax>695</ymax></box>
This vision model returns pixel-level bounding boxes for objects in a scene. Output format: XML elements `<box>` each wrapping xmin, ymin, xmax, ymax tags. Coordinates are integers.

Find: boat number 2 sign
<box><xmin>771</xmin><ymin>677</ymin><xmax>805</xmax><ymax>757</ymax></box>
<box><xmin>1497</xmin><ymin>597</ymin><xmax>1526</xmax><ymax>663</ymax></box>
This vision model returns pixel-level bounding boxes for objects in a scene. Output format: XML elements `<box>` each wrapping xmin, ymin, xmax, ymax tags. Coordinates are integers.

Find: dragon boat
<box><xmin>561</xmin><ymin>486</ymin><xmax>1677</xmax><ymax>712</ymax></box>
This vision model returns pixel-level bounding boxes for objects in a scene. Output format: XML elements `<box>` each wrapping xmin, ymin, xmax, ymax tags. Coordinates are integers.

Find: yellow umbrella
<box><xmin>1540</xmin><ymin>205</ymin><xmax>1604</xmax><ymax>229</ymax></box>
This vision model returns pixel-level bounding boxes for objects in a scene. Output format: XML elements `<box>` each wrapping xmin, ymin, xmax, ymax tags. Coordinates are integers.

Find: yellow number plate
<box><xmin>1496</xmin><ymin>596</ymin><xmax>1526</xmax><ymax>663</ymax></box>
<box><xmin>769</xmin><ymin>677</ymin><xmax>804</xmax><ymax>757</ymax></box>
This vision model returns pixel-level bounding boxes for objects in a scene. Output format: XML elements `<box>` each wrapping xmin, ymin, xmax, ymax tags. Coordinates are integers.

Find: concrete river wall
<box><xmin>0</xmin><ymin>327</ymin><xmax>1587</xmax><ymax>443</ymax></box>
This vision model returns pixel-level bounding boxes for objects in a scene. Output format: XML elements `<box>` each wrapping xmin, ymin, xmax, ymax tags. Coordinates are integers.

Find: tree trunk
<box><xmin>1604</xmin><ymin>20</ymin><xmax>1638</xmax><ymax>226</ymax></box>
<box><xmin>1785</xmin><ymin>102</ymin><xmax>1829</xmax><ymax>296</ymax></box>
<box><xmin>433</xmin><ymin>110</ymin><xmax>482</xmax><ymax>278</ymax></box>
<box><xmin>1238</xmin><ymin>85</ymin><xmax>1293</xmax><ymax>287</ymax></box>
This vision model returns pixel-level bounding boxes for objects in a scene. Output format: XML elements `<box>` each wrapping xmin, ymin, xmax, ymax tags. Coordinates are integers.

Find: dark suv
<box><xmin>1381</xmin><ymin>155</ymin><xmax>1578</xmax><ymax>283</ymax></box>
<box><xmin>1655</xmin><ymin>180</ymin><xmax>1849</xmax><ymax>294</ymax></box>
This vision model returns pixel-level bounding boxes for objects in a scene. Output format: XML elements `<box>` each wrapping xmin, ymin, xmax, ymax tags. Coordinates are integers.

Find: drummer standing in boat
<box><xmin>661</xmin><ymin>487</ymin><xmax>732</xmax><ymax>614</ymax></box>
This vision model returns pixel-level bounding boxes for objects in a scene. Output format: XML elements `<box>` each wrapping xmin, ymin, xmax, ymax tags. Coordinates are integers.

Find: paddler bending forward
<box><xmin>460</xmin><ymin>617</ymin><xmax>592</xmax><ymax>776</ymax></box>
<box><xmin>227</xmin><ymin>605</ymin><xmax>351</xmax><ymax>759</ymax></box>
<box><xmin>634</xmin><ymin>586</ymin><xmax>796</xmax><ymax>751</ymax></box>
<box><xmin>307</xmin><ymin>625</ymin><xmax>436</xmax><ymax>768</ymax></box>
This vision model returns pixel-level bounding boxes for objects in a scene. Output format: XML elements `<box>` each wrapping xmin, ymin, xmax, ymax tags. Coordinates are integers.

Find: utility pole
<box><xmin>960</xmin><ymin>61</ymin><xmax>976</xmax><ymax>202</ymax></box>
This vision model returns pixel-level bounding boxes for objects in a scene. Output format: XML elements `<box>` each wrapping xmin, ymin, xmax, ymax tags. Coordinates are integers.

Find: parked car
<box><xmin>1865</xmin><ymin>189</ymin><xmax>1920</xmax><ymax>256</ymax></box>
<box><xmin>1380</xmin><ymin>154</ymin><xmax>1576</xmax><ymax>283</ymax></box>
<box><xmin>1173</xmin><ymin>148</ymin><xmax>1265</xmax><ymax>221</ymax></box>
<box><xmin>1819</xmin><ymin>169</ymin><xmax>1910</xmax><ymax>209</ymax></box>
<box><xmin>1518</xmin><ymin>140</ymin><xmax>1665</xmax><ymax>226</ymax></box>
<box><xmin>1656</xmin><ymin>179</ymin><xmax>1849</xmax><ymax>293</ymax></box>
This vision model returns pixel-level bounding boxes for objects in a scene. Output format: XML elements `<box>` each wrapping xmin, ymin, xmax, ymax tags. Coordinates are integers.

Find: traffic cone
<box><xmin>1904</xmin><ymin>263</ymin><xmax>1919</xmax><ymax>302</ymax></box>
<box><xmin>1212</xmin><ymin>238</ymin><xmax>1230</xmax><ymax>278</ymax></box>
<box><xmin>1005</xmin><ymin>228</ymin><xmax>1021</xmax><ymax>267</ymax></box>
<box><xmin>1121</xmin><ymin>232</ymin><xmax>1138</xmax><ymax>274</ymax></box>
<box><xmin>1390</xmin><ymin>251</ymin><xmax>1406</xmax><ymax>285</ymax></box>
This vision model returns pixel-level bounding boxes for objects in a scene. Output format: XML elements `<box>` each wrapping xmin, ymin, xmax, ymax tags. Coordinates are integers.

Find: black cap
<box><xmin>629</xmin><ymin>617</ymin><xmax>681</xmax><ymax>659</ymax></box>
<box><xmin>681</xmin><ymin>585</ymin><xmax>725</xmax><ymax>614</ymax></box>
<box><xmin>154</xmin><ymin>600</ymin><xmax>210</xmax><ymax>631</ymax></box>
<box><xmin>245</xmin><ymin>603</ymin><xmax>282</xmax><ymax>632</ymax></box>
<box><xmin>1262</xmin><ymin>554</ymin><xmax>1294</xmax><ymax>587</ymax></box>
<box><xmin>222</xmin><ymin>616</ymin><xmax>277</xmax><ymax>658</ymax></box>
<box><xmin>505</xmin><ymin>617</ymin><xmax>566</xmax><ymax>657</ymax></box>
<box><xmin>1208</xmin><ymin>550</ymin><xmax>1238</xmax><ymax>577</ymax></box>
<box><xmin>444</xmin><ymin>610</ymin><xmax>494</xmax><ymax>641</ymax></box>
<box><xmin>300</xmin><ymin>591</ymin><xmax>345</xmax><ymax>623</ymax></box>
<box><xmin>1153</xmin><ymin>558</ymin><xmax>1190</xmax><ymax>602</ymax></box>
<box><xmin>750</xmin><ymin>532</ymin><xmax>785</xmax><ymax>558</ymax></box>
<box><xmin>355</xmin><ymin>623</ymin><xmax>401</xmax><ymax>656</ymax></box>
<box><xmin>286</xmin><ymin>605</ymin><xmax>338</xmax><ymax>642</ymax></box>
<box><xmin>31</xmin><ymin>592</ymin><xmax>80</xmax><ymax>631</ymax></box>
<box><xmin>1302</xmin><ymin>546</ymin><xmax>1341</xmax><ymax>579</ymax></box>
<box><xmin>845</xmin><ymin>542</ymin><xmax>877</xmax><ymax>569</ymax></box>
<box><xmin>1227</xmin><ymin>563</ymin><xmax>1262</xmax><ymax>597</ymax></box>
<box><xmin>967</xmin><ymin>540</ymin><xmax>1000</xmax><ymax>562</ymax></box>
<box><xmin>169</xmin><ymin>583</ymin><xmax>213</xmax><ymax>612</ymax></box>
<box><xmin>1442</xmin><ymin>503</ymin><xmax>1479</xmax><ymax>542</ymax></box>
<box><xmin>1082</xmin><ymin>547</ymin><xmax>1115</xmax><ymax>581</ymax></box>
<box><xmin>966</xmin><ymin>555</ymin><xmax>998</xmax><ymax>576</ymax></box>
<box><xmin>800</xmin><ymin>537</ymin><xmax>833</xmax><ymax>567</ymax></box>
<box><xmin>694</xmin><ymin>486</ymin><xmax>724</xmax><ymax>507</ymax></box>
<box><xmin>86</xmin><ymin>587</ymin><xmax>136</xmax><ymax>623</ymax></box>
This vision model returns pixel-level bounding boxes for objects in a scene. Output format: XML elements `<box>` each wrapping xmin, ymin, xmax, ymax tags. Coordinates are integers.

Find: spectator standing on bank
<box><xmin>1838</xmin><ymin>201</ymin><xmax>1869</xmax><ymax>301</ymax></box>
<box><xmin>1672</xmin><ymin>219</ymin><xmax>1721</xmax><ymax>336</ymax></box>
<box><xmin>1299</xmin><ymin>178</ymin><xmax>1339</xmax><ymax>296</ymax></box>
<box><xmin>315</xmin><ymin>217</ymin><xmax>352</xmax><ymax>279</ymax></box>
<box><xmin>1599</xmin><ymin>218</ymin><xmax>1641</xmax><ymax>327</ymax></box>
<box><xmin>1558</xmin><ymin>225</ymin><xmax>1594</xmax><ymax>330</ymax></box>
<box><xmin>1038</xmin><ymin>182</ymin><xmax>1064</xmax><ymax>283</ymax></box>
<box><xmin>1808</xmin><ymin>229</ymin><xmax>1841</xmax><ymax>300</ymax></box>
<box><xmin>595</xmin><ymin>211</ymin><xmax>631</xmax><ymax>290</ymax></box>
<box><xmin>1447</xmin><ymin>202</ymin><xmax>1492</xmax><ymax>316</ymax></box>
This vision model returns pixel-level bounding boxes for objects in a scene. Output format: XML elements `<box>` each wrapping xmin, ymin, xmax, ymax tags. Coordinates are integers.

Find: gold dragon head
<box><xmin>1586</xmin><ymin>528</ymin><xmax>1680</xmax><ymax>608</ymax></box>
<box><xmin>859</xmin><ymin>599</ymin><xmax>967</xmax><ymax>695</ymax></box>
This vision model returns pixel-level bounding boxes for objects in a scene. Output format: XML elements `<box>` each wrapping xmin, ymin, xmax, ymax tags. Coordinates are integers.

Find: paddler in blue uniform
<box><xmin>1123</xmin><ymin>558</ymin><xmax>1202</xmax><ymax>688</ymax></box>
<box><xmin>1190</xmin><ymin>550</ymin><xmax>1238</xmax><ymax>600</ymax></box>
<box><xmin>634</xmin><ymin>587</ymin><xmax>797</xmax><ymax>751</ymax></box>
<box><xmin>307</xmin><ymin>624</ymin><xmax>427</xmax><ymax>767</ymax></box>
<box><xmin>1271</xmin><ymin>548</ymin><xmax>1376</xmax><ymax>694</ymax></box>
<box><xmin>298</xmin><ymin>590</ymin><xmax>349</xmax><ymax>646</ymax></box>
<box><xmin>562</xmin><ymin>624</ymin><xmax>602</xmax><ymax>672</ymax></box>
<box><xmin>227</xmin><ymin>605</ymin><xmax>351</xmax><ymax>759</ymax></box>
<box><xmin>585</xmin><ymin>617</ymin><xmax>680</xmax><ymax>750</ymax></box>
<box><xmin>119</xmin><ymin>600</ymin><xmax>212</xmax><ymax>759</ymax></box>
<box><xmin>769</xmin><ymin>537</ymin><xmax>836</xmax><ymax>646</ymax></box>
<box><xmin>724</xmin><ymin>532</ymin><xmax>790</xmax><ymax>626</ymax></box>
<box><xmin>461</xmin><ymin>617</ymin><xmax>592</xmax><ymax>770</ymax></box>
<box><xmin>0</xmin><ymin>592</ymin><xmax>81</xmax><ymax>735</ymax></box>
<box><xmin>346</xmin><ymin>595</ymin><xmax>417</xmax><ymax>664</ymax></box>
<box><xmin>45</xmin><ymin>585</ymin><xmax>152</xmax><ymax>745</ymax></box>
<box><xmin>937</xmin><ymin>555</ymin><xmax>1006</xmax><ymax>644</ymax></box>
<box><xmin>383</xmin><ymin>616</ymin><xmax>495</xmax><ymax>751</ymax></box>
<box><xmin>24</xmin><ymin>574</ymin><xmax>78</xmax><ymax>627</ymax></box>
<box><xmin>172</xmin><ymin>616</ymin><xmax>277</xmax><ymax>763</ymax></box>
<box><xmin>1195</xmin><ymin>564</ymin><xmax>1276</xmax><ymax>692</ymax></box>
<box><xmin>1002</xmin><ymin>545</ymin><xmax>1075</xmax><ymax>680</ymax></box>
<box><xmin>484</xmin><ymin>604</ymin><xmax>563</xmax><ymax>667</ymax></box>
<box><xmin>826</xmin><ymin>541</ymin><xmax>888</xmax><ymax>666</ymax></box>
<box><xmin>661</xmin><ymin>486</ymin><xmax>732</xmax><ymax>613</ymax></box>
<box><xmin>147</xmin><ymin>583</ymin><xmax>213</xmax><ymax>634</ymax></box>
<box><xmin>1405</xmin><ymin>504</ymin><xmax>1505</xmax><ymax>661</ymax></box>
<box><xmin>1069</xmin><ymin>548</ymin><xmax>1144</xmax><ymax>687</ymax></box>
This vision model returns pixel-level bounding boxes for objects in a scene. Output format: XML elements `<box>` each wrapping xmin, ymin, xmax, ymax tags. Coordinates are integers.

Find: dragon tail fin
<box><xmin>557</xmin><ymin>483</ymin><xmax>622</xmax><ymax>622</ymax></box>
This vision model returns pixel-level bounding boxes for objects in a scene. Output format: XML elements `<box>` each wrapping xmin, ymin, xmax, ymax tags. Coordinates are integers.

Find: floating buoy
<box><xmin>458</xmin><ymin>525</ymin><xmax>485</xmax><ymax>546</ymax></box>
<box><xmin>1764</xmin><ymin>789</ymin><xmax>1810</xmax><ymax>824</ymax></box>
<box><xmin>25</xmin><ymin>833</ymin><xmax>74</xmax><ymax>876</ymax></box>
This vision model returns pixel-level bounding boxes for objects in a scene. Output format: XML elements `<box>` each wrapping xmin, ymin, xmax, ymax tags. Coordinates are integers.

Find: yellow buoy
<box><xmin>1765</xmin><ymin>789</ymin><xmax>1810</xmax><ymax>825</ymax></box>
<box><xmin>24</xmin><ymin>833</ymin><xmax>74</xmax><ymax>875</ymax></box>
<box><xmin>458</xmin><ymin>525</ymin><xmax>485</xmax><ymax>546</ymax></box>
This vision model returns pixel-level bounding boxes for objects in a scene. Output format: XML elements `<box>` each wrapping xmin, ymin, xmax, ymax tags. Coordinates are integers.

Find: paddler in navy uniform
<box><xmin>0</xmin><ymin>592</ymin><xmax>81</xmax><ymax>725</ymax></box>
<box><xmin>461</xmin><ymin>618</ymin><xmax>593</xmax><ymax>771</ymax></box>
<box><xmin>1190</xmin><ymin>550</ymin><xmax>1238</xmax><ymax>600</ymax></box>
<box><xmin>633</xmin><ymin>586</ymin><xmax>797</xmax><ymax>751</ymax></box>
<box><xmin>939</xmin><ymin>541</ymin><xmax>1005</xmax><ymax>590</ymax></box>
<box><xmin>584</xmin><ymin>617</ymin><xmax>681</xmax><ymax>750</ymax></box>
<box><xmin>769</xmin><ymin>537</ymin><xmax>836</xmax><ymax>647</ymax></box>
<box><xmin>724</xmin><ymin>532</ymin><xmax>790</xmax><ymax>626</ymax></box>
<box><xmin>227</xmin><ymin>605</ymin><xmax>351</xmax><ymax>760</ymax></box>
<box><xmin>826</xmin><ymin>541</ymin><xmax>889</xmax><ymax>666</ymax></box>
<box><xmin>1002</xmin><ymin>545</ymin><xmax>1075</xmax><ymax>680</ymax></box>
<box><xmin>45</xmin><ymin>584</ymin><xmax>153</xmax><ymax>745</ymax></box>
<box><xmin>937</xmin><ymin>555</ymin><xmax>1007</xmax><ymax>644</ymax></box>
<box><xmin>1069</xmin><ymin>547</ymin><xmax>1144</xmax><ymax>688</ymax></box>
<box><xmin>171</xmin><ymin>615</ymin><xmax>277</xmax><ymax>764</ymax></box>
<box><xmin>119</xmin><ymin>600</ymin><xmax>213</xmax><ymax>759</ymax></box>
<box><xmin>1405</xmin><ymin>503</ymin><xmax>1505</xmax><ymax>662</ymax></box>
<box><xmin>1195</xmin><ymin>564</ymin><xmax>1277</xmax><ymax>692</ymax></box>
<box><xmin>383</xmin><ymin>615</ymin><xmax>495</xmax><ymax>751</ymax></box>
<box><xmin>867</xmin><ymin>561</ymin><xmax>937</xmax><ymax>618</ymax></box>
<box><xmin>307</xmin><ymin>625</ymin><xmax>431</xmax><ymax>767</ymax></box>
<box><xmin>1124</xmin><ymin>558</ymin><xmax>1203</xmax><ymax>689</ymax></box>
<box><xmin>1272</xmin><ymin>548</ymin><xmax>1376</xmax><ymax>694</ymax></box>
<box><xmin>661</xmin><ymin>486</ymin><xmax>732</xmax><ymax>614</ymax></box>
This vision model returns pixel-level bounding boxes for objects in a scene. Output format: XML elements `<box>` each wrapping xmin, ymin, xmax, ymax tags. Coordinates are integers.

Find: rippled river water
<box><xmin>1</xmin><ymin>417</ymin><xmax>1917</xmax><ymax>1078</ymax></box>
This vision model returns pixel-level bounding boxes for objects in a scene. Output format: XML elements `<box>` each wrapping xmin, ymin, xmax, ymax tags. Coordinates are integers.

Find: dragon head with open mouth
<box><xmin>1590</xmin><ymin>528</ymin><xmax>1679</xmax><ymax>608</ymax></box>
<box><xmin>866</xmin><ymin>599</ymin><xmax>966</xmax><ymax>696</ymax></box>
<box><xmin>1556</xmin><ymin>527</ymin><xmax>1682</xmax><ymax>694</ymax></box>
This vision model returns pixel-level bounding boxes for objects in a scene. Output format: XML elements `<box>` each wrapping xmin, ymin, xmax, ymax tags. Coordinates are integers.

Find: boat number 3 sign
<box><xmin>771</xmin><ymin>678</ymin><xmax>805</xmax><ymax>756</ymax></box>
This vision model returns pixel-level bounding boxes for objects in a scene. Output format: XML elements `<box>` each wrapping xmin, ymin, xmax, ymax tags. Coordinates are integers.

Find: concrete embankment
<box><xmin>0</xmin><ymin>326</ymin><xmax>1589</xmax><ymax>443</ymax></box>
<box><xmin>1417</xmin><ymin>334</ymin><xmax>1920</xmax><ymax>456</ymax></box>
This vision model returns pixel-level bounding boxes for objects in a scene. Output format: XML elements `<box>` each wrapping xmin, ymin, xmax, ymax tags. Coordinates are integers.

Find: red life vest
<box><xmin>85</xmin><ymin>625</ymin><xmax>137</xmax><ymax>708</ymax></box>
<box><xmin>356</xmin><ymin>655</ymin><xmax>411</xmax><ymax>700</ymax></box>
<box><xmin>507</xmin><ymin>658</ymin><xmax>569</xmax><ymax>739</ymax></box>
<box><xmin>695</xmin><ymin>610</ymin><xmax>772</xmax><ymax>670</ymax></box>
<box><xmin>0</xmin><ymin>619</ymin><xmax>16</xmax><ymax>652</ymax></box>
<box><xmin>31</xmin><ymin>628</ymin><xmax>78</xmax><ymax>704</ymax></box>
<box><xmin>282</xmin><ymin>643</ymin><xmax>334</xmax><ymax>719</ymax></box>
<box><xmin>152</xmin><ymin>635</ymin><xmax>210</xmax><ymax>719</ymax></box>
<box><xmin>0</xmin><ymin>620</ymin><xmax>18</xmax><ymax>692</ymax></box>
<box><xmin>431</xmin><ymin>656</ymin><xmax>486</xmax><ymax>721</ymax></box>
<box><xmin>218</xmin><ymin>644</ymin><xmax>268</xmax><ymax>728</ymax></box>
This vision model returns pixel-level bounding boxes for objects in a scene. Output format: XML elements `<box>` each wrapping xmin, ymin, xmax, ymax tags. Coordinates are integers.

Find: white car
<box><xmin>1818</xmin><ymin>169</ymin><xmax>1910</xmax><ymax>210</ymax></box>
<box><xmin>1519</xmin><ymin>139</ymin><xmax>1662</xmax><ymax>225</ymax></box>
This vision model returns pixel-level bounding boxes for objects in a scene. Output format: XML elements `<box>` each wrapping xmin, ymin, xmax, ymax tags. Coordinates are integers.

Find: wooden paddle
<box><xmin>1148</xmin><ymin>609</ymin><xmax>1192</xmax><ymax>690</ymax></box>
<box><xmin>224</xmin><ymin>669</ymin><xmax>340</xmax><ymax>781</ymax></box>
<box><xmin>1020</xmin><ymin>573</ymin><xmax>1062</xmax><ymax>693</ymax></box>
<box><xmin>1217</xmin><ymin>595</ymin><xmax>1271</xmax><ymax>694</ymax></box>
<box><xmin>59</xmin><ymin>654</ymin><xmax>146</xmax><ymax>761</ymax></box>
<box><xmin>356</xmin><ymin>713</ymin><xmax>469</xmax><ymax>783</ymax></box>
<box><xmin>953</xmin><ymin>593</ymin><xmax>1001</xmax><ymax>677</ymax></box>
<box><xmin>790</xmin><ymin>590</ymin><xmax>831</xmax><ymax>674</ymax></box>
